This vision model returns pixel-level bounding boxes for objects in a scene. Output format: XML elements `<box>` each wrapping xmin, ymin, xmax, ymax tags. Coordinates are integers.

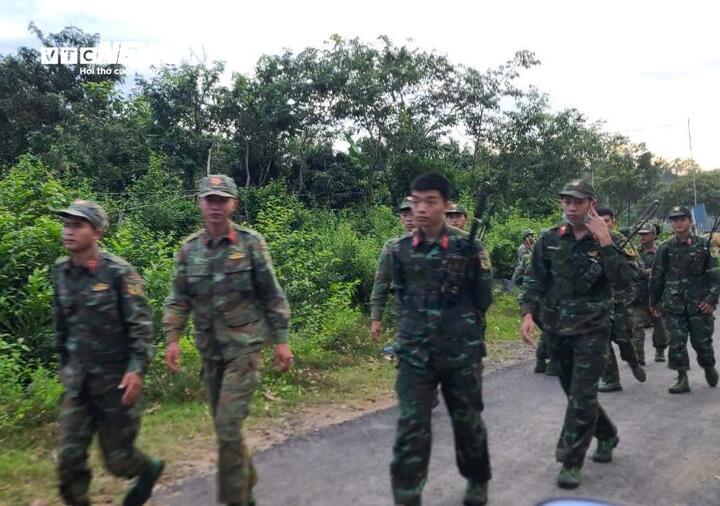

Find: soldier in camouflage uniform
<box><xmin>596</xmin><ymin>208</ymin><xmax>646</xmax><ymax>392</ymax></box>
<box><xmin>512</xmin><ymin>231</ymin><xmax>558</xmax><ymax>376</ymax></box>
<box><xmin>163</xmin><ymin>175</ymin><xmax>293</xmax><ymax>506</ymax></box>
<box><xmin>632</xmin><ymin>224</ymin><xmax>667</xmax><ymax>363</ymax></box>
<box><xmin>446</xmin><ymin>203</ymin><xmax>468</xmax><ymax>230</ymax></box>
<box><xmin>513</xmin><ymin>229</ymin><xmax>535</xmax><ymax>282</ymax></box>
<box><xmin>370</xmin><ymin>198</ymin><xmax>416</xmax><ymax>331</ymax></box>
<box><xmin>52</xmin><ymin>200</ymin><xmax>163</xmax><ymax>506</ymax></box>
<box><xmin>649</xmin><ymin>206</ymin><xmax>719</xmax><ymax>394</ymax></box>
<box><xmin>521</xmin><ymin>180</ymin><xmax>637</xmax><ymax>489</ymax></box>
<box><xmin>399</xmin><ymin>197</ymin><xmax>416</xmax><ymax>232</ymax></box>
<box><xmin>371</xmin><ymin>173</ymin><xmax>493</xmax><ymax>506</ymax></box>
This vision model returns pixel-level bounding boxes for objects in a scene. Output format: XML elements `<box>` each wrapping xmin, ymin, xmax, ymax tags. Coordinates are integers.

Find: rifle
<box><xmin>468</xmin><ymin>191</ymin><xmax>488</xmax><ymax>243</ymax></box>
<box><xmin>445</xmin><ymin>190</ymin><xmax>488</xmax><ymax>301</ymax></box>
<box><xmin>707</xmin><ymin>215</ymin><xmax>720</xmax><ymax>253</ymax></box>
<box><xmin>478</xmin><ymin>204</ymin><xmax>494</xmax><ymax>242</ymax></box>
<box><xmin>618</xmin><ymin>200</ymin><xmax>660</xmax><ymax>250</ymax></box>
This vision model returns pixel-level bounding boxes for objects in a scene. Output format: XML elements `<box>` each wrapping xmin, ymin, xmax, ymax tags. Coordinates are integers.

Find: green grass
<box><xmin>0</xmin><ymin>360</ymin><xmax>398</xmax><ymax>506</ymax></box>
<box><xmin>0</xmin><ymin>292</ymin><xmax>522</xmax><ymax>505</ymax></box>
<box><xmin>486</xmin><ymin>290</ymin><xmax>523</xmax><ymax>342</ymax></box>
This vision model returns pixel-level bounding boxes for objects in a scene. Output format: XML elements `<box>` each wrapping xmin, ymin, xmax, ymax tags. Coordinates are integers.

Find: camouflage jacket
<box><xmin>521</xmin><ymin>224</ymin><xmax>637</xmax><ymax>336</ymax></box>
<box><xmin>512</xmin><ymin>247</ymin><xmax>532</xmax><ymax>287</ymax></box>
<box><xmin>370</xmin><ymin>226</ymin><xmax>493</xmax><ymax>368</ymax></box>
<box><xmin>649</xmin><ymin>234</ymin><xmax>720</xmax><ymax>315</ymax></box>
<box><xmin>610</xmin><ymin>231</ymin><xmax>643</xmax><ymax>306</ymax></box>
<box><xmin>163</xmin><ymin>223</ymin><xmax>291</xmax><ymax>360</ymax></box>
<box><xmin>369</xmin><ymin>236</ymin><xmax>404</xmax><ymax>320</ymax></box>
<box><xmin>52</xmin><ymin>252</ymin><xmax>154</xmax><ymax>395</ymax></box>
<box><xmin>516</xmin><ymin>242</ymin><xmax>532</xmax><ymax>265</ymax></box>
<box><xmin>633</xmin><ymin>245</ymin><xmax>657</xmax><ymax>305</ymax></box>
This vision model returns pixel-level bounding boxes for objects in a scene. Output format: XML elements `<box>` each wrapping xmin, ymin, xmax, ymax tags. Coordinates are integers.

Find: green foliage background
<box><xmin>1</xmin><ymin>25</ymin><xmax>717</xmax><ymax>436</ymax></box>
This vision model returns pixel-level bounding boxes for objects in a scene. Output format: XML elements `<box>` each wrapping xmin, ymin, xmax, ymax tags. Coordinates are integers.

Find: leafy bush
<box><xmin>0</xmin><ymin>157</ymin><xmax>69</xmax><ymax>364</ymax></box>
<box><xmin>106</xmin><ymin>153</ymin><xmax>201</xmax><ymax>237</ymax></box>
<box><xmin>145</xmin><ymin>335</ymin><xmax>204</xmax><ymax>403</ymax></box>
<box><xmin>0</xmin><ymin>337</ymin><xmax>62</xmax><ymax>434</ymax></box>
<box><xmin>483</xmin><ymin>211</ymin><xmax>559</xmax><ymax>279</ymax></box>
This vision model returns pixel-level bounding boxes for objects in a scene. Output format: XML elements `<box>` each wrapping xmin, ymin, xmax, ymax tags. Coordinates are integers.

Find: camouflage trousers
<box><xmin>546</xmin><ymin>329</ymin><xmax>618</xmax><ymax>468</ymax></box>
<box><xmin>391</xmin><ymin>358</ymin><xmax>491</xmax><ymax>504</ymax></box>
<box><xmin>203</xmin><ymin>352</ymin><xmax>261</xmax><ymax>505</ymax></box>
<box><xmin>602</xmin><ymin>304</ymin><xmax>641</xmax><ymax>384</ymax></box>
<box><xmin>536</xmin><ymin>330</ymin><xmax>549</xmax><ymax>362</ymax></box>
<box><xmin>536</xmin><ymin>330</ymin><xmax>558</xmax><ymax>368</ymax></box>
<box><xmin>57</xmin><ymin>374</ymin><xmax>152</xmax><ymax>505</ymax></box>
<box><xmin>663</xmin><ymin>313</ymin><xmax>716</xmax><ymax>371</ymax></box>
<box><xmin>631</xmin><ymin>304</ymin><xmax>667</xmax><ymax>362</ymax></box>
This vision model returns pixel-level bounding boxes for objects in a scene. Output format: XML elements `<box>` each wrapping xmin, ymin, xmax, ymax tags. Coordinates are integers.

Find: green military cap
<box><xmin>638</xmin><ymin>223</ymin><xmax>656</xmax><ymax>234</ymax></box>
<box><xmin>398</xmin><ymin>197</ymin><xmax>413</xmax><ymax>211</ymax></box>
<box><xmin>446</xmin><ymin>203</ymin><xmax>467</xmax><ymax>217</ymax></box>
<box><xmin>522</xmin><ymin>229</ymin><xmax>535</xmax><ymax>238</ymax></box>
<box><xmin>559</xmin><ymin>179</ymin><xmax>595</xmax><ymax>199</ymax></box>
<box><xmin>198</xmin><ymin>174</ymin><xmax>238</xmax><ymax>198</ymax></box>
<box><xmin>55</xmin><ymin>199</ymin><xmax>108</xmax><ymax>230</ymax></box>
<box><xmin>667</xmin><ymin>205</ymin><xmax>691</xmax><ymax>219</ymax></box>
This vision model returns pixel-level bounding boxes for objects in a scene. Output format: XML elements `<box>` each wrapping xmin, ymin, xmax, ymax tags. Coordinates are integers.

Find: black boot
<box><xmin>123</xmin><ymin>458</ymin><xmax>165</xmax><ymax>506</ymax></box>
<box><xmin>630</xmin><ymin>363</ymin><xmax>647</xmax><ymax>383</ymax></box>
<box><xmin>668</xmin><ymin>371</ymin><xmax>690</xmax><ymax>394</ymax></box>
<box><xmin>545</xmin><ymin>360</ymin><xmax>560</xmax><ymax>376</ymax></box>
<box><xmin>705</xmin><ymin>366</ymin><xmax>718</xmax><ymax>387</ymax></box>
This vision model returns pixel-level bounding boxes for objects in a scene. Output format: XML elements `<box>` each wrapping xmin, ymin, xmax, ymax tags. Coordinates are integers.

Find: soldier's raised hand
<box><xmin>585</xmin><ymin>208</ymin><xmax>612</xmax><ymax>246</ymax></box>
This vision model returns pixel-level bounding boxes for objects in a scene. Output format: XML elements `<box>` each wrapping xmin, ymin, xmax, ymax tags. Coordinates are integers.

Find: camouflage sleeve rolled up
<box><xmin>249</xmin><ymin>234</ymin><xmax>291</xmax><ymax>345</ymax></box>
<box><xmin>119</xmin><ymin>266</ymin><xmax>155</xmax><ymax>375</ymax></box>
<box><xmin>598</xmin><ymin>239</ymin><xmax>638</xmax><ymax>289</ymax></box>
<box><xmin>474</xmin><ymin>239</ymin><xmax>494</xmax><ymax>313</ymax></box>
<box><xmin>51</xmin><ymin>266</ymin><xmax>69</xmax><ymax>366</ymax></box>
<box><xmin>162</xmin><ymin>250</ymin><xmax>192</xmax><ymax>345</ymax></box>
<box><xmin>648</xmin><ymin>244</ymin><xmax>667</xmax><ymax>308</ymax></box>
<box><xmin>705</xmin><ymin>248</ymin><xmax>720</xmax><ymax>305</ymax></box>
<box><xmin>369</xmin><ymin>239</ymin><xmax>395</xmax><ymax>321</ymax></box>
<box><xmin>520</xmin><ymin>237</ymin><xmax>548</xmax><ymax>317</ymax></box>
<box><xmin>511</xmin><ymin>251</ymin><xmax>530</xmax><ymax>287</ymax></box>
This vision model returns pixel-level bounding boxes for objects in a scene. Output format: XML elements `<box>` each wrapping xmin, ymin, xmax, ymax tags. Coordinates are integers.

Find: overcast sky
<box><xmin>2</xmin><ymin>0</ymin><xmax>718</xmax><ymax>169</ymax></box>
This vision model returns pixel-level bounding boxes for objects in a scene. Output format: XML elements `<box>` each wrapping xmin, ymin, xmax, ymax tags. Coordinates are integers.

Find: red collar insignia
<box><xmin>440</xmin><ymin>234</ymin><xmax>450</xmax><ymax>250</ymax></box>
<box><xmin>228</xmin><ymin>227</ymin><xmax>238</xmax><ymax>245</ymax></box>
<box><xmin>412</xmin><ymin>229</ymin><xmax>450</xmax><ymax>250</ymax></box>
<box><xmin>204</xmin><ymin>226</ymin><xmax>238</xmax><ymax>246</ymax></box>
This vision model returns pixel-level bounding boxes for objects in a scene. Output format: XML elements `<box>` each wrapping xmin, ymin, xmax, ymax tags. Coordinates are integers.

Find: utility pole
<box><xmin>688</xmin><ymin>118</ymin><xmax>697</xmax><ymax>206</ymax></box>
<box><xmin>206</xmin><ymin>141</ymin><xmax>214</xmax><ymax>176</ymax></box>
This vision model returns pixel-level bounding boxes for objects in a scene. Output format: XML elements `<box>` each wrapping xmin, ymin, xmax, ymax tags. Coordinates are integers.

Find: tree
<box><xmin>136</xmin><ymin>61</ymin><xmax>230</xmax><ymax>189</ymax></box>
<box><xmin>308</xmin><ymin>35</ymin><xmax>460</xmax><ymax>203</ymax></box>
<box><xmin>654</xmin><ymin>169</ymin><xmax>720</xmax><ymax>218</ymax></box>
<box><xmin>593</xmin><ymin>139</ymin><xmax>664</xmax><ymax>224</ymax></box>
<box><xmin>485</xmin><ymin>91</ymin><xmax>606</xmax><ymax>216</ymax></box>
<box><xmin>455</xmin><ymin>50</ymin><xmax>540</xmax><ymax>162</ymax></box>
<box><xmin>0</xmin><ymin>24</ymin><xmax>121</xmax><ymax>168</ymax></box>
